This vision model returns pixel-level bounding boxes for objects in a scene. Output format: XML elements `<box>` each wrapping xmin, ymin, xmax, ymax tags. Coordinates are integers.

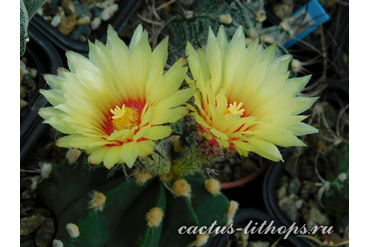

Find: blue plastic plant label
<box><xmin>283</xmin><ymin>0</ymin><xmax>330</xmax><ymax>48</ymax></box>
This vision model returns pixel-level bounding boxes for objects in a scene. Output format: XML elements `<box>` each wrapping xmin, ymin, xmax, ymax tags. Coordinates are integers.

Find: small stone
<box><xmin>53</xmin><ymin>239</ymin><xmax>64</xmax><ymax>247</ymax></box>
<box><xmin>295</xmin><ymin>199</ymin><xmax>304</xmax><ymax>209</ymax></box>
<box><xmin>279</xmin><ymin>196</ymin><xmax>298</xmax><ymax>222</ymax></box>
<box><xmin>20</xmin><ymin>214</ymin><xmax>46</xmax><ymax>235</ymax></box>
<box><xmin>19</xmin><ymin>99</ymin><xmax>28</xmax><ymax>110</ymax></box>
<box><xmin>22</xmin><ymin>73</ymin><xmax>37</xmax><ymax>90</ymax></box>
<box><xmin>100</xmin><ymin>4</ymin><xmax>118</xmax><ymax>21</ymax></box>
<box><xmin>96</xmin><ymin>0</ymin><xmax>114</xmax><ymax>9</ymax></box>
<box><xmin>37</xmin><ymin>6</ymin><xmax>43</xmax><ymax>16</ymax></box>
<box><xmin>51</xmin><ymin>15</ymin><xmax>62</xmax><ymax>27</ymax></box>
<box><xmin>74</xmin><ymin>1</ymin><xmax>92</xmax><ymax>18</ymax></box>
<box><xmin>277</xmin><ymin>186</ymin><xmax>286</xmax><ymax>201</ymax></box>
<box><xmin>58</xmin><ymin>14</ymin><xmax>77</xmax><ymax>35</ymax></box>
<box><xmin>57</xmin><ymin>6</ymin><xmax>65</xmax><ymax>17</ymax></box>
<box><xmin>62</xmin><ymin>0</ymin><xmax>76</xmax><ymax>15</ymax></box>
<box><xmin>30</xmin><ymin>68</ymin><xmax>38</xmax><ymax>78</ymax></box>
<box><xmin>20</xmin><ymin>60</ymin><xmax>28</xmax><ymax>84</ymax></box>
<box><xmin>44</xmin><ymin>16</ymin><xmax>53</xmax><ymax>22</ymax></box>
<box><xmin>20</xmin><ymin>86</ymin><xmax>27</xmax><ymax>99</ymax></box>
<box><xmin>74</xmin><ymin>25</ymin><xmax>90</xmax><ymax>41</ymax></box>
<box><xmin>70</xmin><ymin>30</ymin><xmax>81</xmax><ymax>40</ymax></box>
<box><xmin>307</xmin><ymin>207</ymin><xmax>329</xmax><ymax>230</ymax></box>
<box><xmin>33</xmin><ymin>208</ymin><xmax>52</xmax><ymax>218</ymax></box>
<box><xmin>90</xmin><ymin>17</ymin><xmax>101</xmax><ymax>30</ymax></box>
<box><xmin>36</xmin><ymin>217</ymin><xmax>55</xmax><ymax>247</ymax></box>
<box><xmin>289</xmin><ymin>177</ymin><xmax>301</xmax><ymax>195</ymax></box>
<box><xmin>76</xmin><ymin>15</ymin><xmax>90</xmax><ymax>26</ymax></box>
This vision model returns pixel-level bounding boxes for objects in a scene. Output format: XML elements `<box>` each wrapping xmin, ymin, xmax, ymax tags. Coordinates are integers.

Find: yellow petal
<box><xmin>88</xmin><ymin>146</ymin><xmax>111</xmax><ymax>165</ymax></box>
<box><xmin>144</xmin><ymin>126</ymin><xmax>173</xmax><ymax>140</ymax></box>
<box><xmin>56</xmin><ymin>135</ymin><xmax>109</xmax><ymax>149</ymax></box>
<box><xmin>44</xmin><ymin>74</ymin><xmax>63</xmax><ymax>90</ymax></box>
<box><xmin>288</xmin><ymin>122</ymin><xmax>319</xmax><ymax>136</ymax></box>
<box><xmin>248</xmin><ymin>138</ymin><xmax>283</xmax><ymax>162</ymax></box>
<box><xmin>141</xmin><ymin>106</ymin><xmax>154</xmax><ymax>126</ymax></box>
<box><xmin>151</xmin><ymin>106</ymin><xmax>189</xmax><ymax>125</ymax></box>
<box><xmin>129</xmin><ymin>24</ymin><xmax>145</xmax><ymax>51</ymax></box>
<box><xmin>103</xmin><ymin>146</ymin><xmax>122</xmax><ymax>169</ymax></box>
<box><xmin>252</xmin><ymin>127</ymin><xmax>306</xmax><ymax>147</ymax></box>
<box><xmin>40</xmin><ymin>89</ymin><xmax>64</xmax><ymax>106</ymax></box>
<box><xmin>206</xmin><ymin>27</ymin><xmax>222</xmax><ymax>91</ymax></box>
<box><xmin>133</xmin><ymin>125</ymin><xmax>151</xmax><ymax>141</ymax></box>
<box><xmin>120</xmin><ymin>141</ymin><xmax>139</xmax><ymax>168</ymax></box>
<box><xmin>232</xmin><ymin>140</ymin><xmax>254</xmax><ymax>156</ymax></box>
<box><xmin>215</xmin><ymin>88</ymin><xmax>228</xmax><ymax>113</ymax></box>
<box><xmin>137</xmin><ymin>140</ymin><xmax>155</xmax><ymax>156</ymax></box>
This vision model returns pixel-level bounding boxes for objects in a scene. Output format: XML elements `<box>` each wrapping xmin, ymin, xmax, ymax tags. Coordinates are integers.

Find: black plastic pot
<box><xmin>262</xmin><ymin>162</ymin><xmax>312</xmax><ymax>247</ymax></box>
<box><xmin>20</xmin><ymin>25</ymin><xmax>64</xmax><ymax>166</ymax></box>
<box><xmin>262</xmin><ymin>82</ymin><xmax>349</xmax><ymax>247</ymax></box>
<box><xmin>206</xmin><ymin>208</ymin><xmax>305</xmax><ymax>247</ymax></box>
<box><xmin>30</xmin><ymin>0</ymin><xmax>142</xmax><ymax>56</ymax></box>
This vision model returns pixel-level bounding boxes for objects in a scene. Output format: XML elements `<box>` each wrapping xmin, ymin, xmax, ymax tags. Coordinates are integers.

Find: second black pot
<box><xmin>262</xmin><ymin>161</ymin><xmax>314</xmax><ymax>247</ymax></box>
<box><xmin>20</xmin><ymin>25</ymin><xmax>64</xmax><ymax>166</ymax></box>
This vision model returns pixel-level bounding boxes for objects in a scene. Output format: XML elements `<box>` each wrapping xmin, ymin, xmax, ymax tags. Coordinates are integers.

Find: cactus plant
<box><xmin>160</xmin><ymin>0</ymin><xmax>291</xmax><ymax>65</ymax></box>
<box><xmin>20</xmin><ymin>0</ymin><xmax>46</xmax><ymax>56</ymax></box>
<box><xmin>36</xmin><ymin>154</ymin><xmax>231</xmax><ymax>246</ymax></box>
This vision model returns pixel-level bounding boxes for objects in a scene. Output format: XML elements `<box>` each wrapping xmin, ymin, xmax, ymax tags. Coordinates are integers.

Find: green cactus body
<box><xmin>161</xmin><ymin>0</ymin><xmax>291</xmax><ymax>68</ymax></box>
<box><xmin>37</xmin><ymin>157</ymin><xmax>231</xmax><ymax>247</ymax></box>
<box><xmin>20</xmin><ymin>0</ymin><xmax>46</xmax><ymax>56</ymax></box>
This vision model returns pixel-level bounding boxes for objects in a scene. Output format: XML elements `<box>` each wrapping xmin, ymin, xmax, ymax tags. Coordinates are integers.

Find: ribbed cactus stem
<box><xmin>37</xmin><ymin>156</ymin><xmax>231</xmax><ymax>246</ymax></box>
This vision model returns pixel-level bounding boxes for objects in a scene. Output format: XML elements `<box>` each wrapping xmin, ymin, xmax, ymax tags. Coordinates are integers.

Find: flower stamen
<box><xmin>110</xmin><ymin>104</ymin><xmax>141</xmax><ymax>131</ymax></box>
<box><xmin>225</xmin><ymin>101</ymin><xmax>245</xmax><ymax>116</ymax></box>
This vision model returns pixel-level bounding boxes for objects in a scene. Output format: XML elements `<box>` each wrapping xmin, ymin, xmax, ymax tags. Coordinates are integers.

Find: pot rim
<box><xmin>29</xmin><ymin>0</ymin><xmax>143</xmax><ymax>55</ymax></box>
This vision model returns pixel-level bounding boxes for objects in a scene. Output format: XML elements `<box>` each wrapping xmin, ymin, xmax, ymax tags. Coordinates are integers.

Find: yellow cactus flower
<box><xmin>186</xmin><ymin>26</ymin><xmax>318</xmax><ymax>162</ymax></box>
<box><xmin>38</xmin><ymin>25</ymin><xmax>195</xmax><ymax>169</ymax></box>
